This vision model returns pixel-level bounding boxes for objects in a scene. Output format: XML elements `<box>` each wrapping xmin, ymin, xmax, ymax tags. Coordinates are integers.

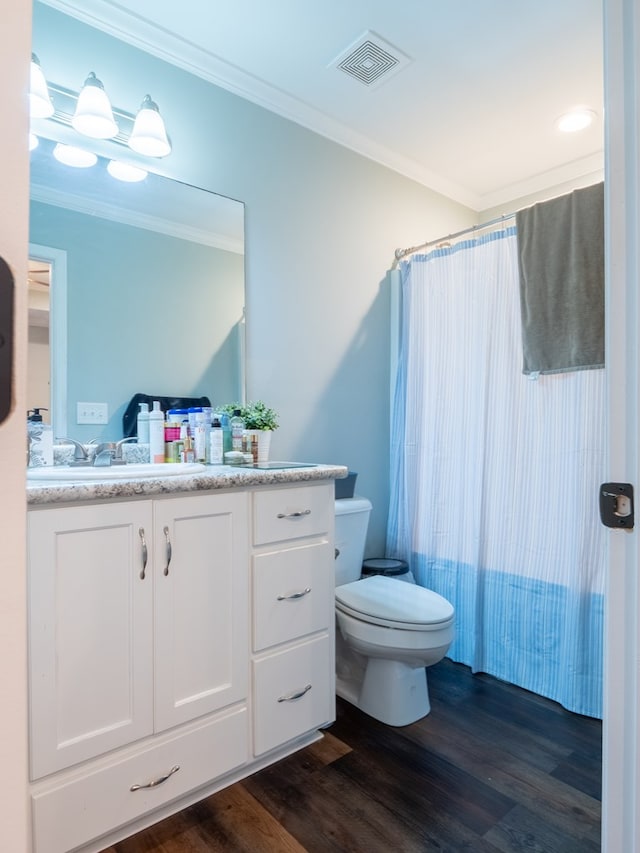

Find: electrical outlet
<box><xmin>77</xmin><ymin>402</ymin><xmax>108</xmax><ymax>425</ymax></box>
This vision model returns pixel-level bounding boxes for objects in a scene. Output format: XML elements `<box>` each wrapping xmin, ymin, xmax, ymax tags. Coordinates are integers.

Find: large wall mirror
<box><xmin>28</xmin><ymin>136</ymin><xmax>245</xmax><ymax>441</ymax></box>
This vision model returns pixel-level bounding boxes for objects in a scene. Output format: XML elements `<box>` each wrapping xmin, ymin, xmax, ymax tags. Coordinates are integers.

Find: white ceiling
<box><xmin>43</xmin><ymin>0</ymin><xmax>604</xmax><ymax>213</ymax></box>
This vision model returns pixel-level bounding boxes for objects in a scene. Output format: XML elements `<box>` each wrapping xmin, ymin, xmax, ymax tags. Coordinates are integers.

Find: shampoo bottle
<box><xmin>148</xmin><ymin>400</ymin><xmax>165</xmax><ymax>464</ymax></box>
<box><xmin>137</xmin><ymin>402</ymin><xmax>150</xmax><ymax>444</ymax></box>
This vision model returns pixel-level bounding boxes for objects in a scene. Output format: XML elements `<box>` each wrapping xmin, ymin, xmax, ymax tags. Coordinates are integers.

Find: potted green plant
<box><xmin>241</xmin><ymin>400</ymin><xmax>279</xmax><ymax>431</ymax></box>
<box><xmin>219</xmin><ymin>401</ymin><xmax>278</xmax><ymax>462</ymax></box>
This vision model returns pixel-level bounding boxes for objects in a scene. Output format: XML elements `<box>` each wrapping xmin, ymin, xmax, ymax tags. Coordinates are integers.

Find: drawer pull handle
<box><xmin>163</xmin><ymin>525</ymin><xmax>172</xmax><ymax>576</ymax></box>
<box><xmin>138</xmin><ymin>527</ymin><xmax>147</xmax><ymax>580</ymax></box>
<box><xmin>277</xmin><ymin>684</ymin><xmax>312</xmax><ymax>703</ymax></box>
<box><xmin>276</xmin><ymin>509</ymin><xmax>311</xmax><ymax>519</ymax></box>
<box><xmin>130</xmin><ymin>764</ymin><xmax>180</xmax><ymax>791</ymax></box>
<box><xmin>277</xmin><ymin>587</ymin><xmax>312</xmax><ymax>601</ymax></box>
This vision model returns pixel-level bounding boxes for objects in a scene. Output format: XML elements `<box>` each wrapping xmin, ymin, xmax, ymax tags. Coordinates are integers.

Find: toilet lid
<box><xmin>335</xmin><ymin>575</ymin><xmax>454</xmax><ymax>629</ymax></box>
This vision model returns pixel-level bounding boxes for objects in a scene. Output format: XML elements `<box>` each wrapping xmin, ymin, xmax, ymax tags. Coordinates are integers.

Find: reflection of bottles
<box><xmin>230</xmin><ymin>409</ymin><xmax>245</xmax><ymax>451</ymax></box>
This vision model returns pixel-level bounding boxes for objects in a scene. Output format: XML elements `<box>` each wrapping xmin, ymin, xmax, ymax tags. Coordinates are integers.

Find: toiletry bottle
<box><xmin>27</xmin><ymin>408</ymin><xmax>53</xmax><ymax>467</ymax></box>
<box><xmin>148</xmin><ymin>400</ymin><xmax>165</xmax><ymax>464</ymax></box>
<box><xmin>209</xmin><ymin>417</ymin><xmax>223</xmax><ymax>464</ymax></box>
<box><xmin>137</xmin><ymin>402</ymin><xmax>150</xmax><ymax>444</ymax></box>
<box><xmin>230</xmin><ymin>408</ymin><xmax>245</xmax><ymax>451</ymax></box>
<box><xmin>194</xmin><ymin>411</ymin><xmax>207</xmax><ymax>462</ymax></box>
<box><xmin>181</xmin><ymin>436</ymin><xmax>196</xmax><ymax>463</ymax></box>
<box><xmin>220</xmin><ymin>412</ymin><xmax>232</xmax><ymax>454</ymax></box>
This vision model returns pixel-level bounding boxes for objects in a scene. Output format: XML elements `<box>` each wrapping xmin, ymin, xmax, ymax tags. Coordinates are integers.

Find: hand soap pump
<box><xmin>27</xmin><ymin>408</ymin><xmax>53</xmax><ymax>467</ymax></box>
<box><xmin>137</xmin><ymin>402</ymin><xmax>150</xmax><ymax>444</ymax></box>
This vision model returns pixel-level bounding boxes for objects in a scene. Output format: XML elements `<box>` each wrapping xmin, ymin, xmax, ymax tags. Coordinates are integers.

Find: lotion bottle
<box><xmin>148</xmin><ymin>400</ymin><xmax>165</xmax><ymax>464</ymax></box>
<box><xmin>137</xmin><ymin>402</ymin><xmax>150</xmax><ymax>444</ymax></box>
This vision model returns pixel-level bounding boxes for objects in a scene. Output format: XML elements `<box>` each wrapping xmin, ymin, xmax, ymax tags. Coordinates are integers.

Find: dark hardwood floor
<box><xmin>103</xmin><ymin>660</ymin><xmax>602</xmax><ymax>852</ymax></box>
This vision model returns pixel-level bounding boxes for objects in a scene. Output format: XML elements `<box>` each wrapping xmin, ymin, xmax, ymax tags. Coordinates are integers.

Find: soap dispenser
<box><xmin>27</xmin><ymin>408</ymin><xmax>53</xmax><ymax>467</ymax></box>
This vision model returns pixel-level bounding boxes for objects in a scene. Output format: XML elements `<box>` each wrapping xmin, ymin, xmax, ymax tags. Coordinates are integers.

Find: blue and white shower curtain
<box><xmin>386</xmin><ymin>227</ymin><xmax>606</xmax><ymax>718</ymax></box>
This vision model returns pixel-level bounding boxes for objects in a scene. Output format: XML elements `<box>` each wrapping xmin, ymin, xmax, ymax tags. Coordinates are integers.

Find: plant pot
<box><xmin>257</xmin><ymin>430</ymin><xmax>272</xmax><ymax>463</ymax></box>
<box><xmin>243</xmin><ymin>429</ymin><xmax>272</xmax><ymax>464</ymax></box>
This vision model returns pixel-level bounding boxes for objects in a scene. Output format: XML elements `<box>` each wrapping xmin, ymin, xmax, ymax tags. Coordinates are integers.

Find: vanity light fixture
<box><xmin>29</xmin><ymin>53</ymin><xmax>172</xmax><ymax>164</ymax></box>
<box><xmin>29</xmin><ymin>54</ymin><xmax>54</xmax><ymax>118</ymax></box>
<box><xmin>106</xmin><ymin>160</ymin><xmax>148</xmax><ymax>183</ymax></box>
<box><xmin>128</xmin><ymin>95</ymin><xmax>171</xmax><ymax>157</ymax></box>
<box><xmin>71</xmin><ymin>72</ymin><xmax>118</xmax><ymax>139</ymax></box>
<box><xmin>52</xmin><ymin>143</ymin><xmax>98</xmax><ymax>168</ymax></box>
<box><xmin>556</xmin><ymin>108</ymin><xmax>597</xmax><ymax>133</ymax></box>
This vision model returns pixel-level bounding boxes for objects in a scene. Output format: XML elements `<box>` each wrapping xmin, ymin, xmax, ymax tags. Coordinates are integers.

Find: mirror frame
<box><xmin>28</xmin><ymin>242</ymin><xmax>67</xmax><ymax>435</ymax></box>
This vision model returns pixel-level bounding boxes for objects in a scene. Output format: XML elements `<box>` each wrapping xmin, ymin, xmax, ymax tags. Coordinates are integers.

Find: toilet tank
<box><xmin>334</xmin><ymin>497</ymin><xmax>372</xmax><ymax>587</ymax></box>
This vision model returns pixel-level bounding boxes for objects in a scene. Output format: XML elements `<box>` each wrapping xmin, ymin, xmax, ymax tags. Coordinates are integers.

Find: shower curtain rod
<box><xmin>392</xmin><ymin>210</ymin><xmax>516</xmax><ymax>269</ymax></box>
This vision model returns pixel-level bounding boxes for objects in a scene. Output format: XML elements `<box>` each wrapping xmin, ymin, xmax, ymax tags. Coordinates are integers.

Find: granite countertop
<box><xmin>27</xmin><ymin>463</ymin><xmax>348</xmax><ymax>506</ymax></box>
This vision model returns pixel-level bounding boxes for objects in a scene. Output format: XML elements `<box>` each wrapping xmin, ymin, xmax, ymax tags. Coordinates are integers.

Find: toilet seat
<box><xmin>335</xmin><ymin>575</ymin><xmax>454</xmax><ymax>631</ymax></box>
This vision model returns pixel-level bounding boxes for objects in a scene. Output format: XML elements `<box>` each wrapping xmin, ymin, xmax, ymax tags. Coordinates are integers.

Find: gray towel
<box><xmin>516</xmin><ymin>182</ymin><xmax>604</xmax><ymax>375</ymax></box>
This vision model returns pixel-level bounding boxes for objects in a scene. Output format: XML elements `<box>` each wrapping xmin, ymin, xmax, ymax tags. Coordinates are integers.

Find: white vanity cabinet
<box><xmin>26</xmin><ymin>475</ymin><xmax>338</xmax><ymax>853</ymax></box>
<box><xmin>251</xmin><ymin>481</ymin><xmax>335</xmax><ymax>756</ymax></box>
<box><xmin>28</xmin><ymin>491</ymin><xmax>250</xmax><ymax>853</ymax></box>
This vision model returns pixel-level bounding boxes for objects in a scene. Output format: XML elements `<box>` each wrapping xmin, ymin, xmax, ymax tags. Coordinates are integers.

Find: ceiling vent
<box><xmin>331</xmin><ymin>31</ymin><xmax>411</xmax><ymax>89</ymax></box>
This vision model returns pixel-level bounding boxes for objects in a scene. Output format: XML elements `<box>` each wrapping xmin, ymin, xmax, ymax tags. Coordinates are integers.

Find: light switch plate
<box><xmin>77</xmin><ymin>402</ymin><xmax>108</xmax><ymax>424</ymax></box>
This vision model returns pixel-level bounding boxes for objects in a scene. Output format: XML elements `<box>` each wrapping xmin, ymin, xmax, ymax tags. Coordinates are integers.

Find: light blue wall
<box><xmin>32</xmin><ymin>2</ymin><xmax>476</xmax><ymax>555</ymax></box>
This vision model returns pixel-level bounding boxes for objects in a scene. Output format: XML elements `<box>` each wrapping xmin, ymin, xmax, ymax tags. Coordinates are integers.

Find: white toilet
<box><xmin>334</xmin><ymin>497</ymin><xmax>455</xmax><ymax>727</ymax></box>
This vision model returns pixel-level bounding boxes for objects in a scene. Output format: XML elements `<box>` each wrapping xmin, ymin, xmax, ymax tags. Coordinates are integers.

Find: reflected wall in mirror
<box><xmin>28</xmin><ymin>136</ymin><xmax>245</xmax><ymax>441</ymax></box>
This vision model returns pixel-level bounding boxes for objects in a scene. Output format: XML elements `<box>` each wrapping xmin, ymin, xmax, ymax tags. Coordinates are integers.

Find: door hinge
<box><xmin>599</xmin><ymin>483</ymin><xmax>634</xmax><ymax>529</ymax></box>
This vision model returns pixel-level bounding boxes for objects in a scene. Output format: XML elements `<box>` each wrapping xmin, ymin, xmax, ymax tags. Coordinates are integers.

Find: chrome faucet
<box><xmin>93</xmin><ymin>437</ymin><xmax>137</xmax><ymax>467</ymax></box>
<box><xmin>56</xmin><ymin>437</ymin><xmax>91</xmax><ymax>466</ymax></box>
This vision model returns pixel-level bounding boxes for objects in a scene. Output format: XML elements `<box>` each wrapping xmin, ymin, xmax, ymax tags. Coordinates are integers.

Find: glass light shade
<box><xmin>107</xmin><ymin>160</ymin><xmax>148</xmax><ymax>183</ymax></box>
<box><xmin>557</xmin><ymin>108</ymin><xmax>596</xmax><ymax>133</ymax></box>
<box><xmin>128</xmin><ymin>95</ymin><xmax>171</xmax><ymax>157</ymax></box>
<box><xmin>29</xmin><ymin>133</ymin><xmax>39</xmax><ymax>151</ymax></box>
<box><xmin>53</xmin><ymin>143</ymin><xmax>98</xmax><ymax>168</ymax></box>
<box><xmin>29</xmin><ymin>54</ymin><xmax>54</xmax><ymax>119</ymax></box>
<box><xmin>71</xmin><ymin>72</ymin><xmax>118</xmax><ymax>139</ymax></box>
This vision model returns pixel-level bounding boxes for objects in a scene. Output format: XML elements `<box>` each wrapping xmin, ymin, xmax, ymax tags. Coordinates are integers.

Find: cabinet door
<box><xmin>153</xmin><ymin>492</ymin><xmax>249</xmax><ymax>731</ymax></box>
<box><xmin>28</xmin><ymin>501</ymin><xmax>154</xmax><ymax>779</ymax></box>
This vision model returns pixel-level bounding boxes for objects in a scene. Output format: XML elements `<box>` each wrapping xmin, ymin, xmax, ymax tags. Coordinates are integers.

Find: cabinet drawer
<box><xmin>253</xmin><ymin>541</ymin><xmax>333</xmax><ymax>651</ymax></box>
<box><xmin>253</xmin><ymin>483</ymin><xmax>333</xmax><ymax>545</ymax></box>
<box><xmin>253</xmin><ymin>636</ymin><xmax>334</xmax><ymax>756</ymax></box>
<box><xmin>31</xmin><ymin>707</ymin><xmax>248</xmax><ymax>853</ymax></box>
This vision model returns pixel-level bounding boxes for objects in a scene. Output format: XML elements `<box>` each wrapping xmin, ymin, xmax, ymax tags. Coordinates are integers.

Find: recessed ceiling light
<box><xmin>556</xmin><ymin>108</ymin><xmax>597</xmax><ymax>133</ymax></box>
<box><xmin>52</xmin><ymin>143</ymin><xmax>98</xmax><ymax>168</ymax></box>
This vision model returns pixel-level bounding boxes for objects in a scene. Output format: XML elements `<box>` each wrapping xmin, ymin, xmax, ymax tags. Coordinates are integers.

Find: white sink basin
<box><xmin>27</xmin><ymin>462</ymin><xmax>207</xmax><ymax>481</ymax></box>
